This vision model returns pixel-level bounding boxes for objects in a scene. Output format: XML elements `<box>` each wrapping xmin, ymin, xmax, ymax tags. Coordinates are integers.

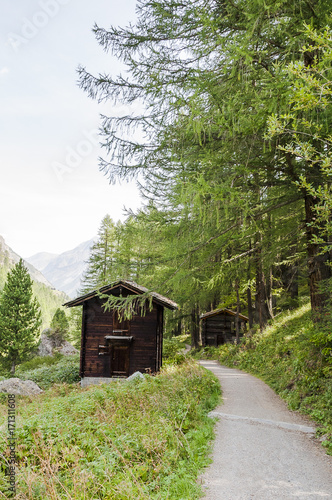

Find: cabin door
<box><xmin>111</xmin><ymin>345</ymin><xmax>130</xmax><ymax>377</ymax></box>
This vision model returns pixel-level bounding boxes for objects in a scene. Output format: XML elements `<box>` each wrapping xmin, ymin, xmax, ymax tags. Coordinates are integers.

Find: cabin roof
<box><xmin>200</xmin><ymin>308</ymin><xmax>249</xmax><ymax>322</ymax></box>
<box><xmin>63</xmin><ymin>279</ymin><xmax>178</xmax><ymax>310</ymax></box>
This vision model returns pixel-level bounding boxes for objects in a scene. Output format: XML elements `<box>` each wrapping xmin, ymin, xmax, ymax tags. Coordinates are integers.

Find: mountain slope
<box><xmin>27</xmin><ymin>238</ymin><xmax>95</xmax><ymax>298</ymax></box>
<box><xmin>0</xmin><ymin>235</ymin><xmax>69</xmax><ymax>328</ymax></box>
<box><xmin>27</xmin><ymin>251</ymin><xmax>58</xmax><ymax>271</ymax></box>
<box><xmin>0</xmin><ymin>236</ymin><xmax>53</xmax><ymax>288</ymax></box>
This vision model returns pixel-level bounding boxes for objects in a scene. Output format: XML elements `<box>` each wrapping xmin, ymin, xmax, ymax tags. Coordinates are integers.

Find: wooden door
<box><xmin>111</xmin><ymin>345</ymin><xmax>130</xmax><ymax>376</ymax></box>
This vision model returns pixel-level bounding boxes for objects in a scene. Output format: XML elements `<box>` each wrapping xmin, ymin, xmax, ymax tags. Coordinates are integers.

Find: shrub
<box><xmin>16</xmin><ymin>353</ymin><xmax>63</xmax><ymax>374</ymax></box>
<box><xmin>16</xmin><ymin>354</ymin><xmax>80</xmax><ymax>389</ymax></box>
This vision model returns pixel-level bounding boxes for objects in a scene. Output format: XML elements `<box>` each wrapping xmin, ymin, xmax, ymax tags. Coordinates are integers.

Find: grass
<box><xmin>0</xmin><ymin>360</ymin><xmax>220</xmax><ymax>499</ymax></box>
<box><xmin>212</xmin><ymin>302</ymin><xmax>332</xmax><ymax>455</ymax></box>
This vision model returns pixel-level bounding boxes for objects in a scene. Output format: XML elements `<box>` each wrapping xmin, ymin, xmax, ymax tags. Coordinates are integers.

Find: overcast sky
<box><xmin>0</xmin><ymin>0</ymin><xmax>142</xmax><ymax>258</ymax></box>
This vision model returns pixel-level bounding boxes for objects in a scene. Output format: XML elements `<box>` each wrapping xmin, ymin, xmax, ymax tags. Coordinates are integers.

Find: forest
<box><xmin>77</xmin><ymin>0</ymin><xmax>332</xmax><ymax>350</ymax></box>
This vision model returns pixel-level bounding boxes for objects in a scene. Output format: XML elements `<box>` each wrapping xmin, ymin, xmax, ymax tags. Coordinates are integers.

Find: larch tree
<box><xmin>80</xmin><ymin>214</ymin><xmax>117</xmax><ymax>292</ymax></box>
<box><xmin>267</xmin><ymin>25</ymin><xmax>332</xmax><ymax>318</ymax></box>
<box><xmin>78</xmin><ymin>0</ymin><xmax>332</xmax><ymax>328</ymax></box>
<box><xmin>0</xmin><ymin>259</ymin><xmax>42</xmax><ymax>374</ymax></box>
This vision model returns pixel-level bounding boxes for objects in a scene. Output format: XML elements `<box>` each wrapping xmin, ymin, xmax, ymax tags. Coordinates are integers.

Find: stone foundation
<box><xmin>80</xmin><ymin>377</ymin><xmax>123</xmax><ymax>388</ymax></box>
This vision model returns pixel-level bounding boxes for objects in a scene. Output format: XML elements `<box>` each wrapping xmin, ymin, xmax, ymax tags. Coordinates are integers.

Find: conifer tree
<box><xmin>0</xmin><ymin>259</ymin><xmax>42</xmax><ymax>374</ymax></box>
<box><xmin>81</xmin><ymin>215</ymin><xmax>117</xmax><ymax>292</ymax></box>
<box><xmin>78</xmin><ymin>0</ymin><xmax>332</xmax><ymax>326</ymax></box>
<box><xmin>50</xmin><ymin>307</ymin><xmax>69</xmax><ymax>343</ymax></box>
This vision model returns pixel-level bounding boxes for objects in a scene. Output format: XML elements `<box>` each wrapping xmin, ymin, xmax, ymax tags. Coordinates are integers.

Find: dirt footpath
<box><xmin>199</xmin><ymin>360</ymin><xmax>332</xmax><ymax>500</ymax></box>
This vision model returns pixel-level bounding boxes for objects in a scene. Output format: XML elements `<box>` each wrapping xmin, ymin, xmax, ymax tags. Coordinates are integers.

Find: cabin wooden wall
<box><xmin>202</xmin><ymin>314</ymin><xmax>245</xmax><ymax>346</ymax></box>
<box><xmin>80</xmin><ymin>297</ymin><xmax>162</xmax><ymax>378</ymax></box>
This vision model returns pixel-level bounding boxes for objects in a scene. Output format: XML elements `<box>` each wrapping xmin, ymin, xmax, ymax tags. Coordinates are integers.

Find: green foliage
<box><xmin>0</xmin><ymin>361</ymin><xmax>220</xmax><ymax>499</ymax></box>
<box><xmin>67</xmin><ymin>306</ymin><xmax>83</xmax><ymax>348</ymax></box>
<box><xmin>216</xmin><ymin>302</ymin><xmax>332</xmax><ymax>455</ymax></box>
<box><xmin>163</xmin><ymin>334</ymin><xmax>191</xmax><ymax>364</ymax></box>
<box><xmin>32</xmin><ymin>282</ymin><xmax>69</xmax><ymax>330</ymax></box>
<box><xmin>77</xmin><ymin>0</ymin><xmax>332</xmax><ymax>336</ymax></box>
<box><xmin>0</xmin><ymin>259</ymin><xmax>42</xmax><ymax>373</ymax></box>
<box><xmin>266</xmin><ymin>25</ymin><xmax>332</xmax><ymax>251</ymax></box>
<box><xmin>50</xmin><ymin>307</ymin><xmax>70</xmax><ymax>344</ymax></box>
<box><xmin>81</xmin><ymin>215</ymin><xmax>119</xmax><ymax>293</ymax></box>
<box><xmin>15</xmin><ymin>353</ymin><xmax>64</xmax><ymax>373</ymax></box>
<box><xmin>16</xmin><ymin>354</ymin><xmax>80</xmax><ymax>390</ymax></box>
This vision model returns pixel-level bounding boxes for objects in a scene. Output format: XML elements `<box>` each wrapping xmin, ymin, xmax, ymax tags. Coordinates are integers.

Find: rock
<box><xmin>0</xmin><ymin>378</ymin><xmax>43</xmax><ymax>396</ymax></box>
<box><xmin>58</xmin><ymin>341</ymin><xmax>79</xmax><ymax>356</ymax></box>
<box><xmin>37</xmin><ymin>332</ymin><xmax>54</xmax><ymax>357</ymax></box>
<box><xmin>37</xmin><ymin>332</ymin><xmax>78</xmax><ymax>357</ymax></box>
<box><xmin>127</xmin><ymin>371</ymin><xmax>145</xmax><ymax>382</ymax></box>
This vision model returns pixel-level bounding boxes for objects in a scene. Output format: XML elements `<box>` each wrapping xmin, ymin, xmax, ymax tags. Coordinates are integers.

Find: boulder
<box><xmin>58</xmin><ymin>341</ymin><xmax>79</xmax><ymax>356</ymax></box>
<box><xmin>37</xmin><ymin>332</ymin><xmax>54</xmax><ymax>357</ymax></box>
<box><xmin>0</xmin><ymin>378</ymin><xmax>43</xmax><ymax>396</ymax></box>
<box><xmin>37</xmin><ymin>332</ymin><xmax>78</xmax><ymax>357</ymax></box>
<box><xmin>127</xmin><ymin>371</ymin><xmax>145</xmax><ymax>382</ymax></box>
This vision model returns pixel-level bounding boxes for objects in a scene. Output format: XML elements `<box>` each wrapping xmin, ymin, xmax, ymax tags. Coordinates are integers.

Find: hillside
<box><xmin>27</xmin><ymin>238</ymin><xmax>95</xmax><ymax>298</ymax></box>
<box><xmin>0</xmin><ymin>236</ymin><xmax>53</xmax><ymax>288</ymax></box>
<box><xmin>0</xmin><ymin>235</ymin><xmax>68</xmax><ymax>329</ymax></box>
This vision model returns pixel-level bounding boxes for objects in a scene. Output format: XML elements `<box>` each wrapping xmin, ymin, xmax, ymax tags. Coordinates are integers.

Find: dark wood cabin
<box><xmin>200</xmin><ymin>308</ymin><xmax>248</xmax><ymax>347</ymax></box>
<box><xmin>64</xmin><ymin>280</ymin><xmax>178</xmax><ymax>386</ymax></box>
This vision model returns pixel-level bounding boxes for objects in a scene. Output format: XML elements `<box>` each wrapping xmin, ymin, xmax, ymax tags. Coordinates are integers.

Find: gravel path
<box><xmin>199</xmin><ymin>360</ymin><xmax>332</xmax><ymax>500</ymax></box>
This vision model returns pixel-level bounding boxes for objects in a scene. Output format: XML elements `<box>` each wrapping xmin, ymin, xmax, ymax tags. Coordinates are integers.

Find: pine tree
<box><xmin>0</xmin><ymin>259</ymin><xmax>42</xmax><ymax>374</ymax></box>
<box><xmin>50</xmin><ymin>308</ymin><xmax>69</xmax><ymax>343</ymax></box>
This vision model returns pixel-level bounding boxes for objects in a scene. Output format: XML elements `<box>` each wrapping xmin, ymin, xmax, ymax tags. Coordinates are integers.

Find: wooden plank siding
<box><xmin>201</xmin><ymin>309</ymin><xmax>248</xmax><ymax>347</ymax></box>
<box><xmin>81</xmin><ymin>298</ymin><xmax>162</xmax><ymax>377</ymax></box>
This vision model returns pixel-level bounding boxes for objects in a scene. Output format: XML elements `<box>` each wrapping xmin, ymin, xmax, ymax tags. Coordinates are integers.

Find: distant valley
<box><xmin>26</xmin><ymin>238</ymin><xmax>95</xmax><ymax>298</ymax></box>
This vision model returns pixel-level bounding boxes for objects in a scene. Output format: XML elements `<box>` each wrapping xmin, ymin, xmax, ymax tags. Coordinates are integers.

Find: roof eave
<box><xmin>63</xmin><ymin>280</ymin><xmax>178</xmax><ymax>310</ymax></box>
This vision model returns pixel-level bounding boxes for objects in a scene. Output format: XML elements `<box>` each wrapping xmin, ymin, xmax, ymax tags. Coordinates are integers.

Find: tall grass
<box><xmin>0</xmin><ymin>361</ymin><xmax>220</xmax><ymax>499</ymax></box>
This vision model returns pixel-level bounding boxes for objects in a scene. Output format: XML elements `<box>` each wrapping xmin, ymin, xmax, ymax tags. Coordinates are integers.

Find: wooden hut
<box><xmin>64</xmin><ymin>280</ymin><xmax>178</xmax><ymax>386</ymax></box>
<box><xmin>200</xmin><ymin>308</ymin><xmax>248</xmax><ymax>347</ymax></box>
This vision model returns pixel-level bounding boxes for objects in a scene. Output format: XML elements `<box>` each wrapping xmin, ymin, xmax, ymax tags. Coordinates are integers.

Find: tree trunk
<box><xmin>247</xmin><ymin>286</ymin><xmax>254</xmax><ymax>329</ymax></box>
<box><xmin>191</xmin><ymin>304</ymin><xmax>200</xmax><ymax>348</ymax></box>
<box><xmin>235</xmin><ymin>279</ymin><xmax>240</xmax><ymax>343</ymax></box>
<box><xmin>265</xmin><ymin>267</ymin><xmax>274</xmax><ymax>319</ymax></box>
<box><xmin>254</xmin><ymin>246</ymin><xmax>271</xmax><ymax>331</ymax></box>
<box><xmin>304</xmin><ymin>192</ymin><xmax>332</xmax><ymax>317</ymax></box>
<box><xmin>10</xmin><ymin>361</ymin><xmax>15</xmax><ymax>375</ymax></box>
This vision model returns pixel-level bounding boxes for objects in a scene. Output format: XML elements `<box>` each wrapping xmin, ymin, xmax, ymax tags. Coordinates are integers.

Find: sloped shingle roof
<box><xmin>200</xmin><ymin>307</ymin><xmax>249</xmax><ymax>321</ymax></box>
<box><xmin>63</xmin><ymin>280</ymin><xmax>178</xmax><ymax>310</ymax></box>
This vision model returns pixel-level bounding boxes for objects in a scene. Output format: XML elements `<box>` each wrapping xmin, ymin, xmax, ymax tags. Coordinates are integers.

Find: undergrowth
<box><xmin>216</xmin><ymin>302</ymin><xmax>332</xmax><ymax>455</ymax></box>
<box><xmin>14</xmin><ymin>354</ymin><xmax>80</xmax><ymax>390</ymax></box>
<box><xmin>0</xmin><ymin>360</ymin><xmax>220</xmax><ymax>499</ymax></box>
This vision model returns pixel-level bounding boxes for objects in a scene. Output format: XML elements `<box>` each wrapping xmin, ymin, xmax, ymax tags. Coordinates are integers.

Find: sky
<box><xmin>0</xmin><ymin>0</ymin><xmax>143</xmax><ymax>258</ymax></box>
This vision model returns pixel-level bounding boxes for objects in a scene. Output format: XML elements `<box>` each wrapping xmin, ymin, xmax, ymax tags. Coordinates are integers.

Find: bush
<box><xmin>16</xmin><ymin>354</ymin><xmax>80</xmax><ymax>389</ymax></box>
<box><xmin>16</xmin><ymin>353</ymin><xmax>63</xmax><ymax>374</ymax></box>
<box><xmin>163</xmin><ymin>334</ymin><xmax>190</xmax><ymax>363</ymax></box>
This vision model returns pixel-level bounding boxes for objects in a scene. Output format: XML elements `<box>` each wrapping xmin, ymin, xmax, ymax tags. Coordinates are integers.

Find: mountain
<box><xmin>0</xmin><ymin>235</ymin><xmax>69</xmax><ymax>328</ymax></box>
<box><xmin>0</xmin><ymin>236</ymin><xmax>53</xmax><ymax>288</ymax></box>
<box><xmin>26</xmin><ymin>238</ymin><xmax>95</xmax><ymax>298</ymax></box>
<box><xmin>27</xmin><ymin>251</ymin><xmax>58</xmax><ymax>271</ymax></box>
